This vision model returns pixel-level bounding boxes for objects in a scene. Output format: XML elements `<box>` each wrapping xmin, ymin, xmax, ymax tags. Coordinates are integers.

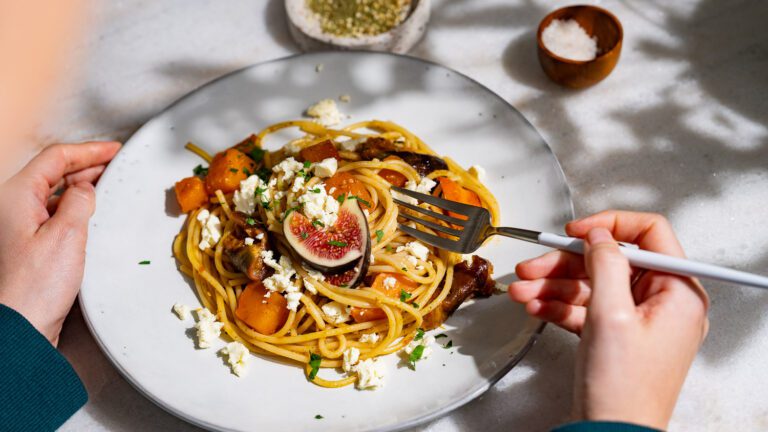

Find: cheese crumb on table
<box><xmin>541</xmin><ymin>19</ymin><xmax>598</xmax><ymax>61</ymax></box>
<box><xmin>307</xmin><ymin>98</ymin><xmax>343</xmax><ymax>126</ymax></box>
<box><xmin>220</xmin><ymin>341</ymin><xmax>250</xmax><ymax>377</ymax></box>
<box><xmin>172</xmin><ymin>303</ymin><xmax>190</xmax><ymax>320</ymax></box>
<box><xmin>194</xmin><ymin>308</ymin><xmax>224</xmax><ymax>349</ymax></box>
<box><xmin>339</xmin><ymin>94</ymin><xmax>351</xmax><ymax>103</ymax></box>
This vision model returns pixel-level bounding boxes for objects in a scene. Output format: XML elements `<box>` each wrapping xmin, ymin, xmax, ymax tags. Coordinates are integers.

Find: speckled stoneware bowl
<box><xmin>286</xmin><ymin>0</ymin><xmax>430</xmax><ymax>54</ymax></box>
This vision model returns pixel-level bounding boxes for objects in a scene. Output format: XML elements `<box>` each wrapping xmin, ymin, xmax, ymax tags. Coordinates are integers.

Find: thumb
<box><xmin>41</xmin><ymin>182</ymin><xmax>96</xmax><ymax>240</ymax></box>
<box><xmin>584</xmin><ymin>227</ymin><xmax>634</xmax><ymax>318</ymax></box>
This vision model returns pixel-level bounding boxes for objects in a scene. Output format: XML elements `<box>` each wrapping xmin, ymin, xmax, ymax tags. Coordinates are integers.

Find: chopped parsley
<box><xmin>409</xmin><ymin>344</ymin><xmax>425</xmax><ymax>369</ymax></box>
<box><xmin>283</xmin><ymin>206</ymin><xmax>299</xmax><ymax>219</ymax></box>
<box><xmin>242</xmin><ymin>167</ymin><xmax>251</xmax><ymax>176</ymax></box>
<box><xmin>399</xmin><ymin>289</ymin><xmax>412</xmax><ymax>302</ymax></box>
<box><xmin>301</xmin><ymin>232</ymin><xmax>308</xmax><ymax>240</ymax></box>
<box><xmin>375</xmin><ymin>229</ymin><xmax>384</xmax><ymax>243</ymax></box>
<box><xmin>312</xmin><ymin>219</ymin><xmax>325</xmax><ymax>228</ymax></box>
<box><xmin>249</xmin><ymin>148</ymin><xmax>266</xmax><ymax>162</ymax></box>
<box><xmin>245</xmin><ymin>217</ymin><xmax>256</xmax><ymax>226</ymax></box>
<box><xmin>435</xmin><ymin>333</ymin><xmax>448</xmax><ymax>339</ymax></box>
<box><xmin>340</xmin><ymin>284</ymin><xmax>348</xmax><ymax>288</ymax></box>
<box><xmin>348</xmin><ymin>195</ymin><xmax>371</xmax><ymax>207</ymax></box>
<box><xmin>303</xmin><ymin>160</ymin><xmax>312</xmax><ymax>169</ymax></box>
<box><xmin>309</xmin><ymin>187</ymin><xmax>321</xmax><ymax>193</ymax></box>
<box><xmin>138</xmin><ymin>260</ymin><xmax>151</xmax><ymax>265</ymax></box>
<box><xmin>314</xmin><ymin>415</ymin><xmax>323</xmax><ymax>420</ymax></box>
<box><xmin>255</xmin><ymin>167</ymin><xmax>271</xmax><ymax>182</ymax></box>
<box><xmin>261</xmin><ymin>200</ymin><xmax>272</xmax><ymax>210</ymax></box>
<box><xmin>192</xmin><ymin>164</ymin><xmax>208</xmax><ymax>176</ymax></box>
<box><xmin>412</xmin><ymin>302</ymin><xmax>420</xmax><ymax>309</ymax></box>
<box><xmin>414</xmin><ymin>328</ymin><xmax>425</xmax><ymax>341</ymax></box>
<box><xmin>336</xmin><ymin>193</ymin><xmax>346</xmax><ymax>204</ymax></box>
<box><xmin>443</xmin><ymin>340</ymin><xmax>453</xmax><ymax>349</ymax></box>
<box><xmin>229</xmin><ymin>168</ymin><xmax>239</xmax><ymax>173</ymax></box>
<box><xmin>308</xmin><ymin>352</ymin><xmax>322</xmax><ymax>380</ymax></box>
<box><xmin>254</xmin><ymin>186</ymin><xmax>266</xmax><ymax>196</ymax></box>
<box><xmin>327</xmin><ymin>240</ymin><xmax>347</xmax><ymax>247</ymax></box>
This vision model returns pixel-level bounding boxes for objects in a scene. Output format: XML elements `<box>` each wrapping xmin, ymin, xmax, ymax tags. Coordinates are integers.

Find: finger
<box><xmin>46</xmin><ymin>195</ymin><xmax>61</xmax><ymax>214</ymax></box>
<box><xmin>508</xmin><ymin>278</ymin><xmax>591</xmax><ymax>306</ymax></box>
<box><xmin>64</xmin><ymin>164</ymin><xmax>107</xmax><ymax>186</ymax></box>
<box><xmin>12</xmin><ymin>142</ymin><xmax>120</xmax><ymax>205</ymax></box>
<box><xmin>526</xmin><ymin>299</ymin><xmax>586</xmax><ymax>335</ymax></box>
<box><xmin>566</xmin><ymin>210</ymin><xmax>685</xmax><ymax>257</ymax></box>
<box><xmin>516</xmin><ymin>250</ymin><xmax>587</xmax><ymax>280</ymax></box>
<box><xmin>38</xmin><ymin>182</ymin><xmax>96</xmax><ymax>240</ymax></box>
<box><xmin>583</xmin><ymin>227</ymin><xmax>635</xmax><ymax>317</ymax></box>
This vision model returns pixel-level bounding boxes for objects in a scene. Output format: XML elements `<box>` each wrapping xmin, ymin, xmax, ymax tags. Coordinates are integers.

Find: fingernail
<box><xmin>76</xmin><ymin>182</ymin><xmax>95</xmax><ymax>192</ymax></box>
<box><xmin>587</xmin><ymin>227</ymin><xmax>613</xmax><ymax>245</ymax></box>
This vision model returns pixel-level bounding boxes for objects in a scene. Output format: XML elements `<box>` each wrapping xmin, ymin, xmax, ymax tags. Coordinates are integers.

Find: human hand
<box><xmin>508</xmin><ymin>211</ymin><xmax>709</xmax><ymax>430</ymax></box>
<box><xmin>0</xmin><ymin>142</ymin><xmax>121</xmax><ymax>346</ymax></box>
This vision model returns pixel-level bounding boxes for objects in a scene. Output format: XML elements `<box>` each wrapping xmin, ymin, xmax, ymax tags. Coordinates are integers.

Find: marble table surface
<box><xmin>50</xmin><ymin>0</ymin><xmax>768</xmax><ymax>430</ymax></box>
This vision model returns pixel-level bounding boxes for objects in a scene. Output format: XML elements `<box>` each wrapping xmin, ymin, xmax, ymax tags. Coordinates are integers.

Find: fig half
<box><xmin>284</xmin><ymin>198</ymin><xmax>370</xmax><ymax>273</ymax></box>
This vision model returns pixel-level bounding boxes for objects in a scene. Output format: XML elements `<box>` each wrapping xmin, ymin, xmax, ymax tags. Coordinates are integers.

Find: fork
<box><xmin>391</xmin><ymin>186</ymin><xmax>768</xmax><ymax>289</ymax></box>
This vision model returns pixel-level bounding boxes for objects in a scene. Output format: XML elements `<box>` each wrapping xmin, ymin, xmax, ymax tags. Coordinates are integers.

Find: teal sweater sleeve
<box><xmin>553</xmin><ymin>421</ymin><xmax>662</xmax><ymax>432</ymax></box>
<box><xmin>0</xmin><ymin>304</ymin><xmax>87</xmax><ymax>432</ymax></box>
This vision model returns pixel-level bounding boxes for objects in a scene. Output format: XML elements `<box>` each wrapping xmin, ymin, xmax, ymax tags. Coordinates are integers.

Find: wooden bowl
<box><xmin>537</xmin><ymin>5</ymin><xmax>623</xmax><ymax>89</ymax></box>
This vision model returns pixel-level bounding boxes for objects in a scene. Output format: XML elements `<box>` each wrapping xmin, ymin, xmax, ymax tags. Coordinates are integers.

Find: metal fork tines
<box><xmin>391</xmin><ymin>186</ymin><xmax>494</xmax><ymax>254</ymax></box>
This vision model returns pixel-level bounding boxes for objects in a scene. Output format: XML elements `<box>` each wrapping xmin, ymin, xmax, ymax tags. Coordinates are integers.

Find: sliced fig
<box><xmin>324</xmin><ymin>250</ymin><xmax>370</xmax><ymax>288</ymax></box>
<box><xmin>284</xmin><ymin>198</ymin><xmax>370</xmax><ymax>273</ymax></box>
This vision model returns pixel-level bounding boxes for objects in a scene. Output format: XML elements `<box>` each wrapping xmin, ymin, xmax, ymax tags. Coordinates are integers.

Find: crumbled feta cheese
<box><xmin>342</xmin><ymin>347</ymin><xmax>360</xmax><ymax>373</ymax></box>
<box><xmin>220</xmin><ymin>341</ymin><xmax>249</xmax><ymax>377</ymax></box>
<box><xmin>401</xmin><ymin>241</ymin><xmax>430</xmax><ymax>261</ymax></box>
<box><xmin>339</xmin><ymin>94</ymin><xmax>351</xmax><ymax>103</ymax></box>
<box><xmin>244</xmin><ymin>237</ymin><xmax>255</xmax><ymax>246</ymax></box>
<box><xmin>359</xmin><ymin>333</ymin><xmax>380</xmax><ymax>344</ymax></box>
<box><xmin>172</xmin><ymin>303</ymin><xmax>190</xmax><ymax>320</ymax></box>
<box><xmin>469</xmin><ymin>165</ymin><xmax>487</xmax><ymax>181</ymax></box>
<box><xmin>285</xmin><ymin>291</ymin><xmax>303</xmax><ymax>311</ymax></box>
<box><xmin>355</xmin><ymin>358</ymin><xmax>386</xmax><ymax>390</ymax></box>
<box><xmin>302</xmin><ymin>278</ymin><xmax>318</xmax><ymax>295</ymax></box>
<box><xmin>194</xmin><ymin>308</ymin><xmax>223</xmax><ymax>349</ymax></box>
<box><xmin>338</xmin><ymin>138</ymin><xmax>364</xmax><ymax>152</ymax></box>
<box><xmin>461</xmin><ymin>254</ymin><xmax>474</xmax><ymax>265</ymax></box>
<box><xmin>307</xmin><ymin>99</ymin><xmax>343</xmax><ymax>127</ymax></box>
<box><xmin>391</xmin><ymin>189</ymin><xmax>417</xmax><ymax>206</ymax></box>
<box><xmin>261</xmin><ymin>250</ymin><xmax>298</xmax><ymax>299</ymax></box>
<box><xmin>363</xmin><ymin>209</ymin><xmax>370</xmax><ymax>219</ymax></box>
<box><xmin>383</xmin><ymin>277</ymin><xmax>397</xmax><ymax>290</ymax></box>
<box><xmin>197</xmin><ymin>210</ymin><xmax>222</xmax><ymax>250</ymax></box>
<box><xmin>298</xmin><ymin>182</ymin><xmax>339</xmax><ymax>228</ymax></box>
<box><xmin>315</xmin><ymin>63</ymin><xmax>324</xmax><ymax>73</ymax></box>
<box><xmin>233</xmin><ymin>175</ymin><xmax>271</xmax><ymax>215</ymax></box>
<box><xmin>291</xmin><ymin>175</ymin><xmax>306</xmax><ymax>193</ymax></box>
<box><xmin>405</xmin><ymin>177</ymin><xmax>437</xmax><ymax>195</ymax></box>
<box><xmin>256</xmin><ymin>233</ymin><xmax>264</xmax><ymax>240</ymax></box>
<box><xmin>302</xmin><ymin>264</ymin><xmax>326</xmax><ymax>281</ymax></box>
<box><xmin>404</xmin><ymin>334</ymin><xmax>435</xmax><ymax>361</ymax></box>
<box><xmin>272</xmin><ymin>157</ymin><xmax>304</xmax><ymax>183</ymax></box>
<box><xmin>321</xmin><ymin>301</ymin><xmax>350</xmax><ymax>324</ymax></box>
<box><xmin>285</xmin><ymin>140</ymin><xmax>303</xmax><ymax>155</ymax></box>
<box><xmin>312</xmin><ymin>157</ymin><xmax>337</xmax><ymax>178</ymax></box>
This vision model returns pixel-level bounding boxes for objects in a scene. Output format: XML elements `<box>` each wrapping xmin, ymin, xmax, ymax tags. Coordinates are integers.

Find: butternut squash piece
<box><xmin>235</xmin><ymin>282</ymin><xmax>289</xmax><ymax>335</ymax></box>
<box><xmin>174</xmin><ymin>177</ymin><xmax>208</xmax><ymax>213</ymax></box>
<box><xmin>437</xmin><ymin>177</ymin><xmax>482</xmax><ymax>220</ymax></box>
<box><xmin>324</xmin><ymin>172</ymin><xmax>373</xmax><ymax>210</ymax></box>
<box><xmin>351</xmin><ymin>273</ymin><xmax>418</xmax><ymax>323</ymax></box>
<box><xmin>299</xmin><ymin>140</ymin><xmax>339</xmax><ymax>162</ymax></box>
<box><xmin>205</xmin><ymin>149</ymin><xmax>256</xmax><ymax>195</ymax></box>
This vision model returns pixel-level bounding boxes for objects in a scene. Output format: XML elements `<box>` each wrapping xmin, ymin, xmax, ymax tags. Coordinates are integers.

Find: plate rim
<box><xmin>79</xmin><ymin>50</ymin><xmax>573</xmax><ymax>432</ymax></box>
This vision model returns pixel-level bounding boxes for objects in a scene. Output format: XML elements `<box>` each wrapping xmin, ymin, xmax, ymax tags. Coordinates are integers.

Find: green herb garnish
<box><xmin>301</xmin><ymin>232</ymin><xmax>309</xmax><ymax>240</ymax></box>
<box><xmin>308</xmin><ymin>352</ymin><xmax>322</xmax><ymax>380</ymax></box>
<box><xmin>249</xmin><ymin>148</ymin><xmax>266</xmax><ymax>162</ymax></box>
<box><xmin>312</xmin><ymin>220</ymin><xmax>325</xmax><ymax>228</ymax></box>
<box><xmin>261</xmin><ymin>200</ymin><xmax>272</xmax><ymax>210</ymax></box>
<box><xmin>246</xmin><ymin>217</ymin><xmax>256</xmax><ymax>226</ymax></box>
<box><xmin>409</xmin><ymin>345</ymin><xmax>425</xmax><ymax>369</ymax></box>
<box><xmin>310</xmin><ymin>188</ymin><xmax>321</xmax><ymax>193</ymax></box>
<box><xmin>435</xmin><ymin>333</ymin><xmax>448</xmax><ymax>339</ymax></box>
<box><xmin>327</xmin><ymin>240</ymin><xmax>347</xmax><ymax>247</ymax></box>
<box><xmin>229</xmin><ymin>168</ymin><xmax>239</xmax><ymax>173</ymax></box>
<box><xmin>283</xmin><ymin>206</ymin><xmax>299</xmax><ymax>219</ymax></box>
<box><xmin>254</xmin><ymin>186</ymin><xmax>266</xmax><ymax>196</ymax></box>
<box><xmin>443</xmin><ymin>340</ymin><xmax>453</xmax><ymax>349</ymax></box>
<box><xmin>315</xmin><ymin>415</ymin><xmax>323</xmax><ymax>420</ymax></box>
<box><xmin>348</xmin><ymin>195</ymin><xmax>371</xmax><ymax>207</ymax></box>
<box><xmin>414</xmin><ymin>328</ymin><xmax>425</xmax><ymax>341</ymax></box>
<box><xmin>412</xmin><ymin>302</ymin><xmax>420</xmax><ymax>309</ymax></box>
<box><xmin>138</xmin><ymin>260</ymin><xmax>151</xmax><ymax>265</ymax></box>
<box><xmin>337</xmin><ymin>193</ymin><xmax>346</xmax><ymax>204</ymax></box>
<box><xmin>399</xmin><ymin>289</ymin><xmax>412</xmax><ymax>302</ymax></box>
<box><xmin>375</xmin><ymin>229</ymin><xmax>384</xmax><ymax>243</ymax></box>
<box><xmin>242</xmin><ymin>168</ymin><xmax>251</xmax><ymax>176</ymax></box>
<box><xmin>255</xmin><ymin>167</ymin><xmax>271</xmax><ymax>182</ymax></box>
<box><xmin>303</xmin><ymin>160</ymin><xmax>312</xmax><ymax>169</ymax></box>
<box><xmin>193</xmin><ymin>165</ymin><xmax>208</xmax><ymax>176</ymax></box>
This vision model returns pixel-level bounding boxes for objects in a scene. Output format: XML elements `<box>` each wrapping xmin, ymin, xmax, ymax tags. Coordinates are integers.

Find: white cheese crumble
<box><xmin>307</xmin><ymin>99</ymin><xmax>343</xmax><ymax>127</ymax></box>
<box><xmin>256</xmin><ymin>233</ymin><xmax>264</xmax><ymax>240</ymax></box>
<box><xmin>391</xmin><ymin>188</ymin><xmax>417</xmax><ymax>206</ymax></box>
<box><xmin>359</xmin><ymin>332</ymin><xmax>380</xmax><ymax>344</ymax></box>
<box><xmin>285</xmin><ymin>292</ymin><xmax>303</xmax><ymax>311</ymax></box>
<box><xmin>285</xmin><ymin>140</ymin><xmax>303</xmax><ymax>155</ymax></box>
<box><xmin>406</xmin><ymin>177</ymin><xmax>437</xmax><ymax>195</ymax></box>
<box><xmin>244</xmin><ymin>237</ymin><xmax>255</xmax><ymax>246</ymax></box>
<box><xmin>404</xmin><ymin>334</ymin><xmax>435</xmax><ymax>361</ymax></box>
<box><xmin>290</xmin><ymin>175</ymin><xmax>306</xmax><ymax>193</ymax></box>
<box><xmin>197</xmin><ymin>209</ymin><xmax>222</xmax><ymax>250</ymax></box>
<box><xmin>469</xmin><ymin>165</ymin><xmax>487</xmax><ymax>181</ymax></box>
<box><xmin>220</xmin><ymin>341</ymin><xmax>249</xmax><ymax>377</ymax></box>
<box><xmin>297</xmin><ymin>182</ymin><xmax>340</xmax><ymax>228</ymax></box>
<box><xmin>461</xmin><ymin>254</ymin><xmax>474</xmax><ymax>265</ymax></box>
<box><xmin>383</xmin><ymin>276</ymin><xmax>397</xmax><ymax>290</ymax></box>
<box><xmin>338</xmin><ymin>137</ymin><xmax>364</xmax><ymax>152</ymax></box>
<box><xmin>342</xmin><ymin>347</ymin><xmax>360</xmax><ymax>373</ymax></box>
<box><xmin>172</xmin><ymin>303</ymin><xmax>190</xmax><ymax>320</ymax></box>
<box><xmin>233</xmin><ymin>175</ymin><xmax>271</xmax><ymax>215</ymax></box>
<box><xmin>194</xmin><ymin>308</ymin><xmax>224</xmax><ymax>349</ymax></box>
<box><xmin>339</xmin><ymin>94</ymin><xmax>351</xmax><ymax>103</ymax></box>
<box><xmin>321</xmin><ymin>301</ymin><xmax>350</xmax><ymax>324</ymax></box>
<box><xmin>355</xmin><ymin>358</ymin><xmax>386</xmax><ymax>390</ymax></box>
<box><xmin>272</xmin><ymin>157</ymin><xmax>304</xmax><ymax>183</ymax></box>
<box><xmin>301</xmin><ymin>265</ymin><xmax>326</xmax><ymax>295</ymax></box>
<box><xmin>261</xmin><ymin>250</ymin><xmax>300</xmax><ymax>310</ymax></box>
<box><xmin>397</xmin><ymin>241</ymin><xmax>430</xmax><ymax>261</ymax></box>
<box><xmin>312</xmin><ymin>157</ymin><xmax>337</xmax><ymax>178</ymax></box>
<box><xmin>315</xmin><ymin>63</ymin><xmax>324</xmax><ymax>73</ymax></box>
<box><xmin>302</xmin><ymin>278</ymin><xmax>318</xmax><ymax>295</ymax></box>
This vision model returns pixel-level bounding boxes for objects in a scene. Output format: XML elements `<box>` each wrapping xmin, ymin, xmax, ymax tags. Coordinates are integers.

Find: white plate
<box><xmin>80</xmin><ymin>52</ymin><xmax>573</xmax><ymax>432</ymax></box>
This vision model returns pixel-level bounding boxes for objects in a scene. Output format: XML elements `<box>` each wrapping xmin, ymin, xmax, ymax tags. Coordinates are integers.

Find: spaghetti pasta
<box><xmin>172</xmin><ymin>120</ymin><xmax>500</xmax><ymax>388</ymax></box>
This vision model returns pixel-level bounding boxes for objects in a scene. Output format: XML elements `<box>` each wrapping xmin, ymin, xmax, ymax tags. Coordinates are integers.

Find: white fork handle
<box><xmin>537</xmin><ymin>232</ymin><xmax>768</xmax><ymax>289</ymax></box>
